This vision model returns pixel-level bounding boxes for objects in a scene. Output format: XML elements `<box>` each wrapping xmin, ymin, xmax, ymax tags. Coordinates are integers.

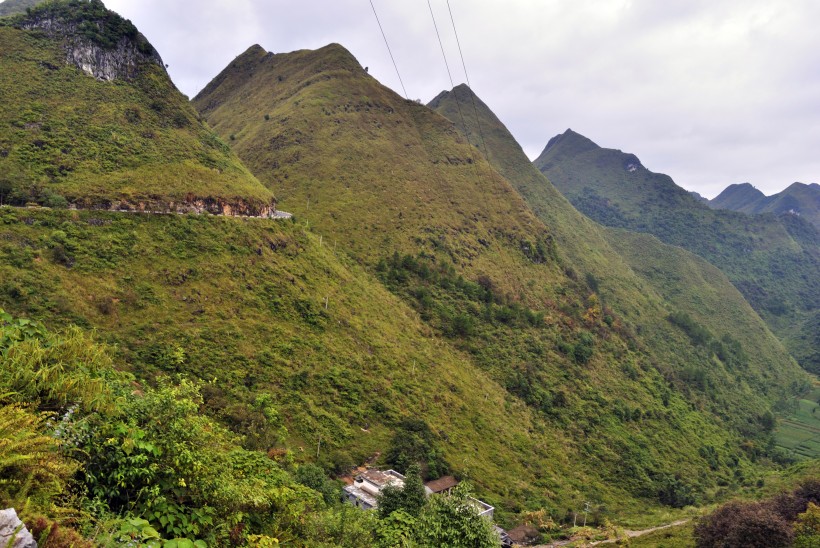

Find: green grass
<box><xmin>0</xmin><ymin>7</ymin><xmax>273</xmax><ymax>211</ymax></box>
<box><xmin>629</xmin><ymin>521</ymin><xmax>696</xmax><ymax>548</ymax></box>
<box><xmin>190</xmin><ymin>43</ymin><xmax>813</xmax><ymax>523</ymax></box>
<box><xmin>775</xmin><ymin>380</ymin><xmax>820</xmax><ymax>460</ymax></box>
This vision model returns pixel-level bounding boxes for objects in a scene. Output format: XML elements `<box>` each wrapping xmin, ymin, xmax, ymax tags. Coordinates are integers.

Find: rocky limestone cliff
<box><xmin>71</xmin><ymin>195</ymin><xmax>280</xmax><ymax>219</ymax></box>
<box><xmin>17</xmin><ymin>10</ymin><xmax>164</xmax><ymax>81</ymax></box>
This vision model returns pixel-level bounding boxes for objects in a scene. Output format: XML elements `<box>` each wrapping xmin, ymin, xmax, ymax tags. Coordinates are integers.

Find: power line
<box><xmin>446</xmin><ymin>0</ymin><xmax>491</xmax><ymax>162</ymax></box>
<box><xmin>427</xmin><ymin>0</ymin><xmax>457</xmax><ymax>90</ymax></box>
<box><xmin>369</xmin><ymin>0</ymin><xmax>408</xmax><ymax>99</ymax></box>
<box><xmin>427</xmin><ymin>0</ymin><xmax>480</xmax><ymax>176</ymax></box>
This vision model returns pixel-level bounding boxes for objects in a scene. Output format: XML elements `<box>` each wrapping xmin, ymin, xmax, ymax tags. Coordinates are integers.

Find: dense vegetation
<box><xmin>193</xmin><ymin>41</ymin><xmax>812</xmax><ymax>522</ymax></box>
<box><xmin>695</xmin><ymin>479</ymin><xmax>820</xmax><ymax>547</ymax></box>
<box><xmin>0</xmin><ymin>311</ymin><xmax>503</xmax><ymax>546</ymax></box>
<box><xmin>0</xmin><ymin>1</ymin><xmax>817</xmax><ymax>544</ymax></box>
<box><xmin>8</xmin><ymin>0</ymin><xmax>150</xmax><ymax>52</ymax></box>
<box><xmin>534</xmin><ymin>129</ymin><xmax>820</xmax><ymax>373</ymax></box>
<box><xmin>0</xmin><ymin>7</ymin><xmax>273</xmax><ymax>211</ymax></box>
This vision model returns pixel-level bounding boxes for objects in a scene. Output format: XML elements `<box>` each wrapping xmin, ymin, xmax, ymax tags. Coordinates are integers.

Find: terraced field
<box><xmin>775</xmin><ymin>381</ymin><xmax>820</xmax><ymax>460</ymax></box>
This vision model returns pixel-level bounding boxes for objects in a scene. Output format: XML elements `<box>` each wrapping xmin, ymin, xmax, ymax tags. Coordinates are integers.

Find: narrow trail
<box><xmin>590</xmin><ymin>519</ymin><xmax>689</xmax><ymax>545</ymax></box>
<box><xmin>2</xmin><ymin>204</ymin><xmax>293</xmax><ymax>220</ymax></box>
<box><xmin>533</xmin><ymin>519</ymin><xmax>690</xmax><ymax>547</ymax></box>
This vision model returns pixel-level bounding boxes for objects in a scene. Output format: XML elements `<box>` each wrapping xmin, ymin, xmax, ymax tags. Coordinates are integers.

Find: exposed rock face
<box><xmin>19</xmin><ymin>15</ymin><xmax>164</xmax><ymax>81</ymax></box>
<box><xmin>66</xmin><ymin>196</ymin><xmax>282</xmax><ymax>217</ymax></box>
<box><xmin>0</xmin><ymin>509</ymin><xmax>37</xmax><ymax>548</ymax></box>
<box><xmin>93</xmin><ymin>196</ymin><xmax>279</xmax><ymax>218</ymax></box>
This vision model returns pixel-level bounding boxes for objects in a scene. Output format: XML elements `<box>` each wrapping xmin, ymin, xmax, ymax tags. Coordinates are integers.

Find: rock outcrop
<box><xmin>17</xmin><ymin>6</ymin><xmax>164</xmax><ymax>81</ymax></box>
<box><xmin>0</xmin><ymin>509</ymin><xmax>37</xmax><ymax>548</ymax></box>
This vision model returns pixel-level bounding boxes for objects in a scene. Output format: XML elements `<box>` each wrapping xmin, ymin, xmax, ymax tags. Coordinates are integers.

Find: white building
<box><xmin>343</xmin><ymin>469</ymin><xmax>406</xmax><ymax>510</ymax></box>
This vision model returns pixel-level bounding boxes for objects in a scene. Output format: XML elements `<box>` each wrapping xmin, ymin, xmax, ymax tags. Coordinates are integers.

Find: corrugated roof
<box><xmin>424</xmin><ymin>475</ymin><xmax>459</xmax><ymax>493</ymax></box>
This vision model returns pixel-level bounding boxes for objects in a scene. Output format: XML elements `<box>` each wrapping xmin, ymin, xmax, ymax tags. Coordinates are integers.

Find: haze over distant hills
<box><xmin>710</xmin><ymin>182</ymin><xmax>820</xmax><ymax>230</ymax></box>
<box><xmin>535</xmin><ymin>129</ymin><xmax>820</xmax><ymax>374</ymax></box>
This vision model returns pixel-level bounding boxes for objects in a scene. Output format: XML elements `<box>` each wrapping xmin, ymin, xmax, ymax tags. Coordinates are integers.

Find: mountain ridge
<box><xmin>536</xmin><ymin>128</ymin><xmax>820</xmax><ymax>373</ymax></box>
<box><xmin>710</xmin><ymin>181</ymin><xmax>820</xmax><ymax>230</ymax></box>
<box><xmin>194</xmin><ymin>46</ymin><xmax>808</xmax><ymax>515</ymax></box>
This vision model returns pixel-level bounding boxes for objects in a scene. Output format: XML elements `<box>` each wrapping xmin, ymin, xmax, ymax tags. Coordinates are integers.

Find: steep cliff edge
<box><xmin>0</xmin><ymin>0</ymin><xmax>275</xmax><ymax>214</ymax></box>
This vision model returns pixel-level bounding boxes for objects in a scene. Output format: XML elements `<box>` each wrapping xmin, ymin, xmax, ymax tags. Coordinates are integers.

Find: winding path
<box><xmin>533</xmin><ymin>519</ymin><xmax>690</xmax><ymax>547</ymax></box>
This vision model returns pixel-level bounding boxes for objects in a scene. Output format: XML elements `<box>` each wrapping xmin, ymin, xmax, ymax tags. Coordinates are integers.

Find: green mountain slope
<box><xmin>535</xmin><ymin>129</ymin><xmax>820</xmax><ymax>373</ymax></box>
<box><xmin>194</xmin><ymin>44</ymin><xmax>809</xmax><ymax>516</ymax></box>
<box><xmin>0</xmin><ymin>0</ymin><xmax>274</xmax><ymax>214</ymax></box>
<box><xmin>709</xmin><ymin>183</ymin><xmax>767</xmax><ymax>211</ymax></box>
<box><xmin>711</xmin><ymin>182</ymin><xmax>820</xmax><ymax>230</ymax></box>
<box><xmin>0</xmin><ymin>206</ymin><xmax>585</xmax><ymax>519</ymax></box>
<box><xmin>429</xmin><ymin>83</ymin><xmax>807</xmax><ymax>417</ymax></box>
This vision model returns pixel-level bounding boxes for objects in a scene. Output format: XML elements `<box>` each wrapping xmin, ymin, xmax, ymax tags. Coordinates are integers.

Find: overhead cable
<box><xmin>369</xmin><ymin>0</ymin><xmax>409</xmax><ymax>99</ymax></box>
<box><xmin>446</xmin><ymin>0</ymin><xmax>491</xmax><ymax>161</ymax></box>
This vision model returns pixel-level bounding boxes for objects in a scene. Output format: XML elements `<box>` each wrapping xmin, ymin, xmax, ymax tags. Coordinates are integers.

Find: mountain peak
<box><xmin>535</xmin><ymin>129</ymin><xmax>601</xmax><ymax>166</ymax></box>
<box><xmin>428</xmin><ymin>83</ymin><xmax>475</xmax><ymax>110</ymax></box>
<box><xmin>4</xmin><ymin>0</ymin><xmax>164</xmax><ymax>81</ymax></box>
<box><xmin>709</xmin><ymin>183</ymin><xmax>767</xmax><ymax>211</ymax></box>
<box><xmin>546</xmin><ymin>129</ymin><xmax>600</xmax><ymax>154</ymax></box>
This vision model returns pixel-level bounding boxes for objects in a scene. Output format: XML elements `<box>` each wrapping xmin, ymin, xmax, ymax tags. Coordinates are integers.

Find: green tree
<box><xmin>385</xmin><ymin>419</ymin><xmax>448</xmax><ymax>479</ymax></box>
<box><xmin>795</xmin><ymin>502</ymin><xmax>820</xmax><ymax>548</ymax></box>
<box><xmin>376</xmin><ymin>509</ymin><xmax>416</xmax><ymax>548</ymax></box>
<box><xmin>414</xmin><ymin>483</ymin><xmax>499</xmax><ymax>548</ymax></box>
<box><xmin>377</xmin><ymin>465</ymin><xmax>427</xmax><ymax>519</ymax></box>
<box><xmin>295</xmin><ymin>463</ymin><xmax>340</xmax><ymax>505</ymax></box>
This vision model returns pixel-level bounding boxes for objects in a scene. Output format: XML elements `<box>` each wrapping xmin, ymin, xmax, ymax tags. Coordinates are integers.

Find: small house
<box><xmin>343</xmin><ymin>469</ymin><xmax>405</xmax><ymax>510</ymax></box>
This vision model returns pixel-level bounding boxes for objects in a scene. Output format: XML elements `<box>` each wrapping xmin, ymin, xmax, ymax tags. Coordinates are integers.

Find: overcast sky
<box><xmin>104</xmin><ymin>0</ymin><xmax>820</xmax><ymax>198</ymax></box>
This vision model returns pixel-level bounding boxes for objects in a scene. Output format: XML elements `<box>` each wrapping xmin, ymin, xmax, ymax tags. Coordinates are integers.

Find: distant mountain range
<box><xmin>536</xmin><ymin>129</ymin><xmax>820</xmax><ymax>373</ymax></box>
<box><xmin>709</xmin><ymin>182</ymin><xmax>820</xmax><ymax>229</ymax></box>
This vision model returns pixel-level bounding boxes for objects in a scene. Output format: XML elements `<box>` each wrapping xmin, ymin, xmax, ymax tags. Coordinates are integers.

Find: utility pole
<box><xmin>317</xmin><ymin>435</ymin><xmax>321</xmax><ymax>458</ymax></box>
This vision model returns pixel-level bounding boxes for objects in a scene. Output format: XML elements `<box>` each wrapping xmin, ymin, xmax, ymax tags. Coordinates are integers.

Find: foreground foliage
<box><xmin>0</xmin><ymin>310</ymin><xmax>503</xmax><ymax>546</ymax></box>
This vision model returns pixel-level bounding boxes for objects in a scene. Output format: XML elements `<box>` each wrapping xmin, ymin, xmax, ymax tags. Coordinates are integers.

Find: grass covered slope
<box><xmin>430</xmin><ymin>83</ymin><xmax>808</xmax><ymax>429</ymax></box>
<box><xmin>193</xmin><ymin>44</ymin><xmax>810</xmax><ymax>516</ymax></box>
<box><xmin>536</xmin><ymin>129</ymin><xmax>820</xmax><ymax>373</ymax></box>
<box><xmin>711</xmin><ymin>182</ymin><xmax>820</xmax><ymax>230</ymax></box>
<box><xmin>0</xmin><ymin>206</ymin><xmax>580</xmax><ymax>514</ymax></box>
<box><xmin>193</xmin><ymin>43</ymin><xmax>549</xmax><ymax>287</ymax></box>
<box><xmin>0</xmin><ymin>1</ymin><xmax>274</xmax><ymax>213</ymax></box>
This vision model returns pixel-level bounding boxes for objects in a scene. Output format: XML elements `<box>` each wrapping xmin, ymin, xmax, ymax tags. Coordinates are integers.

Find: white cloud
<box><xmin>104</xmin><ymin>0</ymin><xmax>820</xmax><ymax>197</ymax></box>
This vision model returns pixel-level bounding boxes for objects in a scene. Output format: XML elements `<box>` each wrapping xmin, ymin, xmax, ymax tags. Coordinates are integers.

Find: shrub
<box><xmin>695</xmin><ymin>500</ymin><xmax>793</xmax><ymax>548</ymax></box>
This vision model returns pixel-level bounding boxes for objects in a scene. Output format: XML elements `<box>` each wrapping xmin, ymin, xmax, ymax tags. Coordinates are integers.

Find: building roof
<box><xmin>359</xmin><ymin>469</ymin><xmax>405</xmax><ymax>489</ymax></box>
<box><xmin>424</xmin><ymin>475</ymin><xmax>459</xmax><ymax>493</ymax></box>
<box><xmin>343</xmin><ymin>484</ymin><xmax>377</xmax><ymax>507</ymax></box>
